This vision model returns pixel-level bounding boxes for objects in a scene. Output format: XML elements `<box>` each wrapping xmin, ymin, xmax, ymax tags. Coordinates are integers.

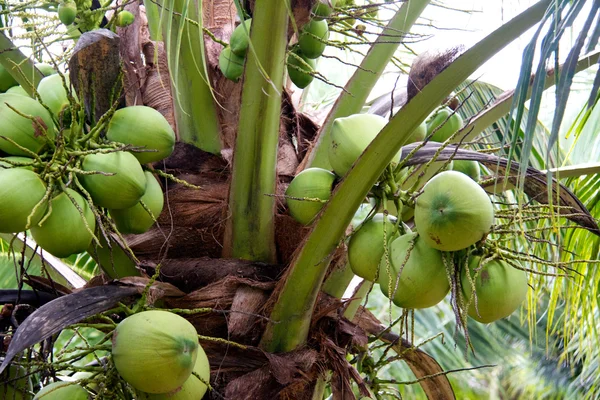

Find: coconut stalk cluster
<box><xmin>0</xmin><ymin>70</ymin><xmax>175</xmax><ymax>266</ymax></box>
<box><xmin>284</xmin><ymin>107</ymin><xmax>527</xmax><ymax>324</ymax></box>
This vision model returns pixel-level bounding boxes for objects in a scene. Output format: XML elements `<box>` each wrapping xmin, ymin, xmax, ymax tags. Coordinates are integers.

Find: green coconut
<box><xmin>0</xmin><ymin>156</ymin><xmax>35</xmax><ymax>170</ymax></box>
<box><xmin>229</xmin><ymin>19</ymin><xmax>252</xmax><ymax>56</ymax></box>
<box><xmin>461</xmin><ymin>256</ymin><xmax>528</xmax><ymax>323</ymax></box>
<box><xmin>348</xmin><ymin>214</ymin><xmax>399</xmax><ymax>281</ymax></box>
<box><xmin>285</xmin><ymin>168</ymin><xmax>336</xmax><ymax>225</ymax></box>
<box><xmin>0</xmin><ymin>64</ymin><xmax>19</xmax><ymax>92</ymax></box>
<box><xmin>452</xmin><ymin>159</ymin><xmax>480</xmax><ymax>182</ymax></box>
<box><xmin>378</xmin><ymin>232</ymin><xmax>449</xmax><ymax>309</ymax></box>
<box><xmin>298</xmin><ymin>19</ymin><xmax>329</xmax><ymax>59</ymax></box>
<box><xmin>414</xmin><ymin>171</ymin><xmax>494</xmax><ymax>252</ymax></box>
<box><xmin>106</xmin><ymin>106</ymin><xmax>176</xmax><ymax>164</ymax></box>
<box><xmin>88</xmin><ymin>231</ymin><xmax>140</xmax><ymax>279</ymax></box>
<box><xmin>0</xmin><ymin>365</ymin><xmax>33</xmax><ymax>400</ymax></box>
<box><xmin>145</xmin><ymin>345</ymin><xmax>210</xmax><ymax>400</ymax></box>
<box><xmin>0</xmin><ymin>168</ymin><xmax>47</xmax><ymax>233</ymax></box>
<box><xmin>37</xmin><ymin>74</ymin><xmax>75</xmax><ymax>124</ymax></box>
<box><xmin>35</xmin><ymin>63</ymin><xmax>57</xmax><ymax>77</ymax></box>
<box><xmin>407</xmin><ymin>121</ymin><xmax>427</xmax><ymax>143</ymax></box>
<box><xmin>58</xmin><ymin>1</ymin><xmax>77</xmax><ymax>26</ymax></box>
<box><xmin>112</xmin><ymin>310</ymin><xmax>199</xmax><ymax>394</ymax></box>
<box><xmin>6</xmin><ymin>85</ymin><xmax>29</xmax><ymax>96</ymax></box>
<box><xmin>31</xmin><ymin>189</ymin><xmax>95</xmax><ymax>258</ymax></box>
<box><xmin>426</xmin><ymin>107</ymin><xmax>463</xmax><ymax>142</ymax></box>
<box><xmin>33</xmin><ymin>381</ymin><xmax>89</xmax><ymax>399</ymax></box>
<box><xmin>116</xmin><ymin>10</ymin><xmax>135</xmax><ymax>27</ymax></box>
<box><xmin>329</xmin><ymin>114</ymin><xmax>399</xmax><ymax>177</ymax></box>
<box><xmin>313</xmin><ymin>0</ymin><xmax>337</xmax><ymax>20</ymax></box>
<box><xmin>219</xmin><ymin>46</ymin><xmax>245</xmax><ymax>82</ymax></box>
<box><xmin>110</xmin><ymin>171</ymin><xmax>164</xmax><ymax>234</ymax></box>
<box><xmin>287</xmin><ymin>50</ymin><xmax>316</xmax><ymax>89</ymax></box>
<box><xmin>0</xmin><ymin>93</ymin><xmax>55</xmax><ymax>156</ymax></box>
<box><xmin>79</xmin><ymin>151</ymin><xmax>147</xmax><ymax>209</ymax></box>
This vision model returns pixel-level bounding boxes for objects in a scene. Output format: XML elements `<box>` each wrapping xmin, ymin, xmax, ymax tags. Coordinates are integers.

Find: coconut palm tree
<box><xmin>0</xmin><ymin>0</ymin><xmax>600</xmax><ymax>399</ymax></box>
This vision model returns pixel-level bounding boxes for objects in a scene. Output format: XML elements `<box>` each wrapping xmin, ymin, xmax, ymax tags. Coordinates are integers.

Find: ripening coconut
<box><xmin>110</xmin><ymin>171</ymin><xmax>164</xmax><ymax>234</ymax></box>
<box><xmin>328</xmin><ymin>114</ymin><xmax>399</xmax><ymax>177</ymax></box>
<box><xmin>0</xmin><ymin>168</ymin><xmax>47</xmax><ymax>233</ymax></box>
<box><xmin>111</xmin><ymin>311</ymin><xmax>199</xmax><ymax>394</ymax></box>
<box><xmin>414</xmin><ymin>171</ymin><xmax>494</xmax><ymax>251</ymax></box>
<box><xmin>78</xmin><ymin>151</ymin><xmax>147</xmax><ymax>209</ymax></box>
<box><xmin>31</xmin><ymin>189</ymin><xmax>95</xmax><ymax>258</ymax></box>
<box><xmin>348</xmin><ymin>214</ymin><xmax>399</xmax><ymax>281</ymax></box>
<box><xmin>106</xmin><ymin>106</ymin><xmax>176</xmax><ymax>164</ymax></box>
<box><xmin>285</xmin><ymin>168</ymin><xmax>336</xmax><ymax>225</ymax></box>
<box><xmin>0</xmin><ymin>93</ymin><xmax>55</xmax><ymax>156</ymax></box>
<box><xmin>461</xmin><ymin>256</ymin><xmax>528</xmax><ymax>323</ymax></box>
<box><xmin>378</xmin><ymin>232</ymin><xmax>449</xmax><ymax>309</ymax></box>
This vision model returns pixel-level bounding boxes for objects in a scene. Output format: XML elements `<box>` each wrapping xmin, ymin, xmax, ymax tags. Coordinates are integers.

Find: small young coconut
<box><xmin>219</xmin><ymin>46</ymin><xmax>245</xmax><ymax>82</ymax></box>
<box><xmin>298</xmin><ymin>19</ymin><xmax>329</xmax><ymax>59</ymax></box>
<box><xmin>33</xmin><ymin>381</ymin><xmax>89</xmax><ymax>399</ymax></box>
<box><xmin>0</xmin><ymin>93</ymin><xmax>55</xmax><ymax>156</ymax></box>
<box><xmin>79</xmin><ymin>151</ymin><xmax>147</xmax><ymax>209</ymax></box>
<box><xmin>378</xmin><ymin>232</ymin><xmax>449</xmax><ymax>309</ymax></box>
<box><xmin>348</xmin><ymin>214</ymin><xmax>399</xmax><ymax>281</ymax></box>
<box><xmin>112</xmin><ymin>310</ymin><xmax>199</xmax><ymax>394</ymax></box>
<box><xmin>426</xmin><ymin>107</ymin><xmax>463</xmax><ymax>142</ymax></box>
<box><xmin>144</xmin><ymin>344</ymin><xmax>210</xmax><ymax>399</ymax></box>
<box><xmin>287</xmin><ymin>50</ymin><xmax>316</xmax><ymax>89</ymax></box>
<box><xmin>57</xmin><ymin>1</ymin><xmax>77</xmax><ymax>26</ymax></box>
<box><xmin>414</xmin><ymin>171</ymin><xmax>494</xmax><ymax>251</ymax></box>
<box><xmin>285</xmin><ymin>167</ymin><xmax>336</xmax><ymax>225</ymax></box>
<box><xmin>461</xmin><ymin>256</ymin><xmax>528</xmax><ymax>323</ymax></box>
<box><xmin>116</xmin><ymin>10</ymin><xmax>135</xmax><ymax>27</ymax></box>
<box><xmin>229</xmin><ymin>19</ymin><xmax>252</xmax><ymax>56</ymax></box>
<box><xmin>106</xmin><ymin>106</ymin><xmax>176</xmax><ymax>164</ymax></box>
<box><xmin>0</xmin><ymin>168</ymin><xmax>47</xmax><ymax>233</ymax></box>
<box><xmin>31</xmin><ymin>189</ymin><xmax>95</xmax><ymax>258</ymax></box>
<box><xmin>328</xmin><ymin>114</ymin><xmax>399</xmax><ymax>177</ymax></box>
<box><xmin>110</xmin><ymin>171</ymin><xmax>164</xmax><ymax>234</ymax></box>
<box><xmin>312</xmin><ymin>0</ymin><xmax>337</xmax><ymax>20</ymax></box>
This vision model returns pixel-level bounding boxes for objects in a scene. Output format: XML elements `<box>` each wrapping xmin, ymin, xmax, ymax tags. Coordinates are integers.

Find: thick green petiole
<box><xmin>224</xmin><ymin>0</ymin><xmax>291</xmax><ymax>262</ymax></box>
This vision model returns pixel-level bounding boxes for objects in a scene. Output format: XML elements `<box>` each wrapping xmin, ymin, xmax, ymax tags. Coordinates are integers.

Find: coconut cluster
<box><xmin>111</xmin><ymin>311</ymin><xmax>210</xmax><ymax>399</ymax></box>
<box><xmin>219</xmin><ymin>1</ymin><xmax>381</xmax><ymax>88</ymax></box>
<box><xmin>57</xmin><ymin>1</ymin><xmax>134</xmax><ymax>29</ymax></box>
<box><xmin>25</xmin><ymin>311</ymin><xmax>210</xmax><ymax>399</ymax></box>
<box><xmin>0</xmin><ymin>73</ymin><xmax>174</xmax><ymax>260</ymax></box>
<box><xmin>285</xmin><ymin>109</ymin><xmax>527</xmax><ymax>323</ymax></box>
<box><xmin>287</xmin><ymin>13</ymin><xmax>330</xmax><ymax>89</ymax></box>
<box><xmin>219</xmin><ymin>19</ymin><xmax>252</xmax><ymax>82</ymax></box>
